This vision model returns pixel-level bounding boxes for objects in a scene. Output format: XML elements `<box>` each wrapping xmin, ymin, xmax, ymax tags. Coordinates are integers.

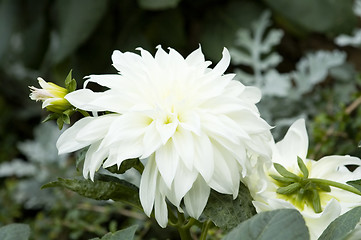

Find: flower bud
<box><xmin>29</xmin><ymin>77</ymin><xmax>71</xmax><ymax>113</ymax></box>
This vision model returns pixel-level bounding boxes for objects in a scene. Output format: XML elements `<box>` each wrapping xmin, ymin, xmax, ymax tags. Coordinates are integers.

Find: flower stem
<box><xmin>199</xmin><ymin>220</ymin><xmax>212</xmax><ymax>240</ymax></box>
<box><xmin>307</xmin><ymin>178</ymin><xmax>361</xmax><ymax>196</ymax></box>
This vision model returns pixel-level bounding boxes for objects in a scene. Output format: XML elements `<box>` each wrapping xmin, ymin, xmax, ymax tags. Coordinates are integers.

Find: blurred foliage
<box><xmin>1</xmin><ymin>0</ymin><xmax>361</xmax><ymax>239</ymax></box>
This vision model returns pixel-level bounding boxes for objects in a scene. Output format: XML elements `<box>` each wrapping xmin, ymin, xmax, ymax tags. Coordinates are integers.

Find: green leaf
<box><xmin>137</xmin><ymin>0</ymin><xmax>181</xmax><ymax>10</ymax></box>
<box><xmin>203</xmin><ymin>182</ymin><xmax>256</xmax><ymax>231</ymax></box>
<box><xmin>200</xmin><ymin>0</ymin><xmax>264</xmax><ymax>60</ymax></box>
<box><xmin>263</xmin><ymin>0</ymin><xmax>356</xmax><ymax>35</ymax></box>
<box><xmin>91</xmin><ymin>225</ymin><xmax>137</xmax><ymax>240</ymax></box>
<box><xmin>53</xmin><ymin>0</ymin><xmax>108</xmax><ymax>64</ymax></box>
<box><xmin>223</xmin><ymin>209</ymin><xmax>309</xmax><ymax>240</ymax></box>
<box><xmin>0</xmin><ymin>0</ymin><xmax>19</xmax><ymax>63</ymax></box>
<box><xmin>106</xmin><ymin>158</ymin><xmax>143</xmax><ymax>174</ymax></box>
<box><xmin>347</xmin><ymin>179</ymin><xmax>361</xmax><ymax>193</ymax></box>
<box><xmin>42</xmin><ymin>176</ymin><xmax>141</xmax><ymax>209</ymax></box>
<box><xmin>318</xmin><ymin>206</ymin><xmax>361</xmax><ymax>240</ymax></box>
<box><xmin>0</xmin><ymin>223</ymin><xmax>30</xmax><ymax>240</ymax></box>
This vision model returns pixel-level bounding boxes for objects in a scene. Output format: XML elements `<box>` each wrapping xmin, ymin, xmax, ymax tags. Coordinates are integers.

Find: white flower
<box><xmin>56</xmin><ymin>46</ymin><xmax>272</xmax><ymax>227</ymax></box>
<box><xmin>29</xmin><ymin>77</ymin><xmax>70</xmax><ymax>113</ymax></box>
<box><xmin>248</xmin><ymin>119</ymin><xmax>361</xmax><ymax>240</ymax></box>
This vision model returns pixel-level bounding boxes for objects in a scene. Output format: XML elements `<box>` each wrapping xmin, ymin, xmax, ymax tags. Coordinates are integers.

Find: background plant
<box><xmin>1</xmin><ymin>0</ymin><xmax>361</xmax><ymax>239</ymax></box>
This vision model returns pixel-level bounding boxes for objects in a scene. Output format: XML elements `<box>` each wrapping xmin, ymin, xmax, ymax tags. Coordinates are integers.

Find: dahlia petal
<box><xmin>140</xmin><ymin>156</ymin><xmax>158</xmax><ymax>216</ymax></box>
<box><xmin>112</xmin><ymin>50</ymin><xmax>143</xmax><ymax>73</ymax></box>
<box><xmin>155</xmin><ymin>140</ymin><xmax>179</xmax><ymax>188</ymax></box>
<box><xmin>194</xmin><ymin>134</ymin><xmax>214</xmax><ymax>182</ymax></box>
<box><xmin>184</xmin><ymin>176</ymin><xmax>210</xmax><ymax>219</ymax></box>
<box><xmin>57</xmin><ymin>117</ymin><xmax>94</xmax><ymax>154</ymax></box>
<box><xmin>102</xmin><ymin>138</ymin><xmax>143</xmax><ymax>168</ymax></box>
<box><xmin>155</xmin><ymin>192</ymin><xmax>168</xmax><ymax>228</ymax></box>
<box><xmin>209</xmin><ymin>145</ymin><xmax>240</xmax><ymax>197</ymax></box>
<box><xmin>156</xmin><ymin>120</ymin><xmax>178</xmax><ymax>144</ymax></box>
<box><xmin>185</xmin><ymin>46</ymin><xmax>205</xmax><ymax>66</ymax></box>
<box><xmin>84</xmin><ymin>74</ymin><xmax>123</xmax><ymax>90</ymax></box>
<box><xmin>84</xmin><ymin>141</ymin><xmax>109</xmax><ymax>181</ymax></box>
<box><xmin>240</xmin><ymin>86</ymin><xmax>262</xmax><ymax>104</ymax></box>
<box><xmin>75</xmin><ymin>114</ymin><xmax>116</xmax><ymax>142</ymax></box>
<box><xmin>172</xmin><ymin>129</ymin><xmax>194</xmax><ymax>170</ymax></box>
<box><xmin>172</xmin><ymin>161</ymin><xmax>198</xmax><ymax>207</ymax></box>
<box><xmin>276</xmin><ymin>118</ymin><xmax>308</xmax><ymax>165</ymax></box>
<box><xmin>213</xmin><ymin>48</ymin><xmax>230</xmax><ymax>75</ymax></box>
<box><xmin>142</xmin><ymin>122</ymin><xmax>162</xmax><ymax>158</ymax></box>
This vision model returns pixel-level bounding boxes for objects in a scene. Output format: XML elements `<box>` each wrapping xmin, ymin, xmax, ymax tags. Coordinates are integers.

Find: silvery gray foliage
<box><xmin>230</xmin><ymin>11</ymin><xmax>289</xmax><ymax>97</ymax></box>
<box><xmin>231</xmin><ymin>11</ymin><xmax>347</xmax><ymax>139</ymax></box>
<box><xmin>291</xmin><ymin>50</ymin><xmax>347</xmax><ymax>99</ymax></box>
<box><xmin>0</xmin><ymin>122</ymin><xmax>71</xmax><ymax>209</ymax></box>
<box><xmin>335</xmin><ymin>0</ymin><xmax>361</xmax><ymax>47</ymax></box>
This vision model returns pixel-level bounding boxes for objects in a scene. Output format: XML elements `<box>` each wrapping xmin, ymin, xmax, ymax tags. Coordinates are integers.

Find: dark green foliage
<box><xmin>223</xmin><ymin>209</ymin><xmax>309</xmax><ymax>240</ymax></box>
<box><xmin>91</xmin><ymin>225</ymin><xmax>137</xmax><ymax>240</ymax></box>
<box><xmin>203</xmin><ymin>182</ymin><xmax>256</xmax><ymax>231</ymax></box>
<box><xmin>319</xmin><ymin>206</ymin><xmax>361</xmax><ymax>240</ymax></box>
<box><xmin>42</xmin><ymin>175</ymin><xmax>142</xmax><ymax>209</ymax></box>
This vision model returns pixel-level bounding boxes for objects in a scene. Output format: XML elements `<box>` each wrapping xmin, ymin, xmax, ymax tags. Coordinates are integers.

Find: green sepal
<box><xmin>311</xmin><ymin>189</ymin><xmax>322</xmax><ymax>213</ymax></box>
<box><xmin>316</xmin><ymin>183</ymin><xmax>331</xmax><ymax>192</ymax></box>
<box><xmin>276</xmin><ymin>182</ymin><xmax>301</xmax><ymax>195</ymax></box>
<box><xmin>64</xmin><ymin>69</ymin><xmax>77</xmax><ymax>92</ymax></box>
<box><xmin>297</xmin><ymin>156</ymin><xmax>309</xmax><ymax>178</ymax></box>
<box><xmin>42</xmin><ymin>113</ymin><xmax>60</xmax><ymax>123</ymax></box>
<box><xmin>273</xmin><ymin>163</ymin><xmax>301</xmax><ymax>181</ymax></box>
<box><xmin>269</xmin><ymin>174</ymin><xmax>295</xmax><ymax>184</ymax></box>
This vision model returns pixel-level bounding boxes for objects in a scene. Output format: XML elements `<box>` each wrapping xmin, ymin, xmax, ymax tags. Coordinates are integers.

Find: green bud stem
<box><xmin>306</xmin><ymin>178</ymin><xmax>361</xmax><ymax>196</ymax></box>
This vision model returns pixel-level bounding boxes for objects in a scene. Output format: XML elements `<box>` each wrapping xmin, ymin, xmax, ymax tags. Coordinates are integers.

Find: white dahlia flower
<box><xmin>56</xmin><ymin>46</ymin><xmax>272</xmax><ymax>227</ymax></box>
<box><xmin>248</xmin><ymin>119</ymin><xmax>361</xmax><ymax>240</ymax></box>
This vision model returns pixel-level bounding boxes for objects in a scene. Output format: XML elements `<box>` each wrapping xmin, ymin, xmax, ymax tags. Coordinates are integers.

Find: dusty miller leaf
<box><xmin>230</xmin><ymin>11</ymin><xmax>290</xmax><ymax>97</ymax></box>
<box><xmin>0</xmin><ymin>159</ymin><xmax>36</xmax><ymax>178</ymax></box>
<box><xmin>0</xmin><ymin>223</ymin><xmax>30</xmax><ymax>240</ymax></box>
<box><xmin>319</xmin><ymin>206</ymin><xmax>361</xmax><ymax>240</ymax></box>
<box><xmin>292</xmin><ymin>50</ymin><xmax>346</xmax><ymax>97</ymax></box>
<box><xmin>203</xmin><ymin>182</ymin><xmax>256</xmax><ymax>231</ymax></box>
<box><xmin>223</xmin><ymin>209</ymin><xmax>309</xmax><ymax>240</ymax></box>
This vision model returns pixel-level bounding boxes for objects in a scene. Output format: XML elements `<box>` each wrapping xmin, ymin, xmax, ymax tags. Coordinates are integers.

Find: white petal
<box><xmin>305</xmin><ymin>199</ymin><xmax>341</xmax><ymax>240</ymax></box>
<box><xmin>172</xmin><ymin>161</ymin><xmax>198</xmax><ymax>207</ymax></box>
<box><xmin>172</xmin><ymin>129</ymin><xmax>195</xmax><ymax>170</ymax></box>
<box><xmin>75</xmin><ymin>114</ymin><xmax>117</xmax><ymax>142</ymax></box>
<box><xmin>184</xmin><ymin>176</ymin><xmax>210</xmax><ymax>219</ymax></box>
<box><xmin>276</xmin><ymin>119</ymin><xmax>308</xmax><ymax>165</ymax></box>
<box><xmin>84</xmin><ymin>74</ymin><xmax>123</xmax><ymax>90</ymax></box>
<box><xmin>142</xmin><ymin>121</ymin><xmax>162</xmax><ymax>158</ymax></box>
<box><xmin>57</xmin><ymin>117</ymin><xmax>94</xmax><ymax>154</ymax></box>
<box><xmin>194</xmin><ymin>134</ymin><xmax>214</xmax><ymax>182</ymax></box>
<box><xmin>208</xmin><ymin>144</ymin><xmax>240</xmax><ymax>197</ymax></box>
<box><xmin>83</xmin><ymin>141</ymin><xmax>108</xmax><ymax>181</ymax></box>
<box><xmin>213</xmin><ymin>48</ymin><xmax>230</xmax><ymax>75</ymax></box>
<box><xmin>140</xmin><ymin>155</ymin><xmax>158</xmax><ymax>216</ymax></box>
<box><xmin>185</xmin><ymin>46</ymin><xmax>205</xmax><ymax>66</ymax></box>
<box><xmin>310</xmin><ymin>155</ymin><xmax>361</xmax><ymax>182</ymax></box>
<box><xmin>154</xmin><ymin>192</ymin><xmax>168</xmax><ymax>228</ymax></box>
<box><xmin>239</xmin><ymin>86</ymin><xmax>262</xmax><ymax>104</ymax></box>
<box><xmin>156</xmin><ymin>120</ymin><xmax>178</xmax><ymax>144</ymax></box>
<box><xmin>155</xmin><ymin>140</ymin><xmax>179</xmax><ymax>188</ymax></box>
